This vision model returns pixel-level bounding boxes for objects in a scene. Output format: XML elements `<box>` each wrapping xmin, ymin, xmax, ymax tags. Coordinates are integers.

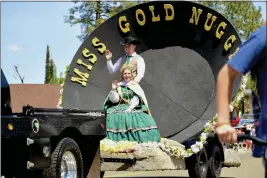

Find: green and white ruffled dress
<box><xmin>103</xmin><ymin>81</ymin><xmax>160</xmax><ymax>143</ymax></box>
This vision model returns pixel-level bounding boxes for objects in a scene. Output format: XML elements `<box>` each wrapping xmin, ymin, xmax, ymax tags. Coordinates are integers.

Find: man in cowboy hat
<box><xmin>105</xmin><ymin>36</ymin><xmax>145</xmax><ymax>83</ymax></box>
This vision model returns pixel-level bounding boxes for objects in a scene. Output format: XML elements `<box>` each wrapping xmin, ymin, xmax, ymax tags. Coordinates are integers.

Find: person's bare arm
<box><xmin>215</xmin><ymin>64</ymin><xmax>241</xmax><ymax>143</ymax></box>
<box><xmin>216</xmin><ymin>64</ymin><xmax>240</xmax><ymax>125</ymax></box>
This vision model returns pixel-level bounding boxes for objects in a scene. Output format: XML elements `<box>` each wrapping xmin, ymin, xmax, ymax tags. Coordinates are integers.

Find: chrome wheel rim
<box><xmin>61</xmin><ymin>151</ymin><xmax>77</xmax><ymax>178</ymax></box>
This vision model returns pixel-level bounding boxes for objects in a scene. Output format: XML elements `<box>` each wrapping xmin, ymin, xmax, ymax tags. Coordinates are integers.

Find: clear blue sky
<box><xmin>1</xmin><ymin>2</ymin><xmax>81</xmax><ymax>84</ymax></box>
<box><xmin>1</xmin><ymin>2</ymin><xmax>266</xmax><ymax>84</ymax></box>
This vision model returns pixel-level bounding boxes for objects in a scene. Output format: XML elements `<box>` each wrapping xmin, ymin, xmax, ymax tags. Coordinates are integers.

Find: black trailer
<box><xmin>1</xmin><ymin>69</ymin><xmax>106</xmax><ymax>178</ymax></box>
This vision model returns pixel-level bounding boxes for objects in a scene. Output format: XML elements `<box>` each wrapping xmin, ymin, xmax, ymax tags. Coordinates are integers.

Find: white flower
<box><xmin>241</xmin><ymin>83</ymin><xmax>246</xmax><ymax>89</ymax></box>
<box><xmin>195</xmin><ymin>141</ymin><xmax>203</xmax><ymax>149</ymax></box>
<box><xmin>229</xmin><ymin>104</ymin><xmax>233</xmax><ymax>111</ymax></box>
<box><xmin>204</xmin><ymin>122</ymin><xmax>211</xmax><ymax>128</ymax></box>
<box><xmin>60</xmin><ymin>89</ymin><xmax>63</xmax><ymax>95</ymax></box>
<box><xmin>180</xmin><ymin>149</ymin><xmax>186</xmax><ymax>156</ymax></box>
<box><xmin>57</xmin><ymin>99</ymin><xmax>62</xmax><ymax>108</ymax></box>
<box><xmin>200</xmin><ymin>132</ymin><xmax>208</xmax><ymax>141</ymax></box>
<box><xmin>60</xmin><ymin>83</ymin><xmax>64</xmax><ymax>87</ymax></box>
<box><xmin>243</xmin><ymin>77</ymin><xmax>248</xmax><ymax>83</ymax></box>
<box><xmin>191</xmin><ymin>144</ymin><xmax>200</xmax><ymax>153</ymax></box>
<box><xmin>236</xmin><ymin>95</ymin><xmax>241</xmax><ymax>101</ymax></box>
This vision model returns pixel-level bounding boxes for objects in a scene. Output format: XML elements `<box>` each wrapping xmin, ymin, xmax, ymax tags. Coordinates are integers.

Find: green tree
<box><xmin>59</xmin><ymin>64</ymin><xmax>71</xmax><ymax>107</ymax></box>
<box><xmin>198</xmin><ymin>1</ymin><xmax>263</xmax><ymax>114</ymax></box>
<box><xmin>54</xmin><ymin>65</ymin><xmax>70</xmax><ymax>85</ymax></box>
<box><xmin>58</xmin><ymin>72</ymin><xmax>65</xmax><ymax>84</ymax></box>
<box><xmin>108</xmin><ymin>1</ymin><xmax>145</xmax><ymax>17</ymax></box>
<box><xmin>44</xmin><ymin>45</ymin><xmax>51</xmax><ymax>83</ymax></box>
<box><xmin>64</xmin><ymin>2</ymin><xmax>114</xmax><ymax>41</ymax></box>
<box><xmin>49</xmin><ymin>59</ymin><xmax>55</xmax><ymax>83</ymax></box>
<box><xmin>44</xmin><ymin>45</ymin><xmax>65</xmax><ymax>84</ymax></box>
<box><xmin>64</xmin><ymin>1</ymin><xmax>146</xmax><ymax>41</ymax></box>
<box><xmin>64</xmin><ymin>65</ymin><xmax>70</xmax><ymax>75</ymax></box>
<box><xmin>48</xmin><ymin>59</ymin><xmax>61</xmax><ymax>84</ymax></box>
<box><xmin>198</xmin><ymin>1</ymin><xmax>263</xmax><ymax>40</ymax></box>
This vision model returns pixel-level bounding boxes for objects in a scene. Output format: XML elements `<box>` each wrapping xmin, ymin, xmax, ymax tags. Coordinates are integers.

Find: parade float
<box><xmin>2</xmin><ymin>1</ymin><xmax>264</xmax><ymax>178</ymax></box>
<box><xmin>59</xmin><ymin>1</ymin><xmax>246</xmax><ymax>178</ymax></box>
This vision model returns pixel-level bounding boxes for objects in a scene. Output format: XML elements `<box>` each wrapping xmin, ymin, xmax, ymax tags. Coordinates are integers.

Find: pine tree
<box><xmin>44</xmin><ymin>45</ymin><xmax>51</xmax><ymax>83</ymax></box>
<box><xmin>49</xmin><ymin>59</ymin><xmax>55</xmax><ymax>83</ymax></box>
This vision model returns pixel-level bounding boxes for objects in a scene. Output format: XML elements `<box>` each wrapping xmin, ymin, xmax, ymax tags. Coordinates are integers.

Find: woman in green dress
<box><xmin>103</xmin><ymin>65</ymin><xmax>161</xmax><ymax>143</ymax></box>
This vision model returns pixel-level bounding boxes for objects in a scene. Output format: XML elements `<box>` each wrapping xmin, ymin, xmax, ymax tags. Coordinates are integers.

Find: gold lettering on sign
<box><xmin>216</xmin><ymin>22</ymin><xmax>227</xmax><ymax>39</ymax></box>
<box><xmin>204</xmin><ymin>13</ymin><xmax>217</xmax><ymax>31</ymax></box>
<box><xmin>82</xmin><ymin>48</ymin><xmax>91</xmax><ymax>58</ymax></box>
<box><xmin>164</xmin><ymin>4</ymin><xmax>174</xmax><ymax>21</ymax></box>
<box><xmin>119</xmin><ymin>16</ymin><xmax>130</xmax><ymax>33</ymax></box>
<box><xmin>228</xmin><ymin>47</ymin><xmax>240</xmax><ymax>60</ymax></box>
<box><xmin>136</xmin><ymin>9</ymin><xmax>146</xmax><ymax>26</ymax></box>
<box><xmin>189</xmin><ymin>7</ymin><xmax>203</xmax><ymax>25</ymax></box>
<box><xmin>82</xmin><ymin>48</ymin><xmax>97</xmax><ymax>64</ymax></box>
<box><xmin>92</xmin><ymin>37</ymin><xmax>106</xmax><ymax>54</ymax></box>
<box><xmin>149</xmin><ymin>6</ymin><xmax>160</xmax><ymax>22</ymax></box>
<box><xmin>224</xmin><ymin>35</ymin><xmax>236</xmax><ymax>51</ymax></box>
<box><xmin>76</xmin><ymin>59</ymin><xmax>92</xmax><ymax>71</ymax></box>
<box><xmin>71</xmin><ymin>68</ymin><xmax>89</xmax><ymax>87</ymax></box>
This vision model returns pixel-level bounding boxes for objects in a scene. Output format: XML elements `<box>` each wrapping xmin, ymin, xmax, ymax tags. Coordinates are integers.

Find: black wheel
<box><xmin>43</xmin><ymin>137</ymin><xmax>83</xmax><ymax>178</ymax></box>
<box><xmin>207</xmin><ymin>144</ymin><xmax>223</xmax><ymax>178</ymax></box>
<box><xmin>186</xmin><ymin>147</ymin><xmax>209</xmax><ymax>178</ymax></box>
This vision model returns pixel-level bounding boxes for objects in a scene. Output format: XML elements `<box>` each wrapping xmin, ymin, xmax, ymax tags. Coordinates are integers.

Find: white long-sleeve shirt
<box><xmin>106</xmin><ymin>52</ymin><xmax>145</xmax><ymax>83</ymax></box>
<box><xmin>109</xmin><ymin>90</ymin><xmax>120</xmax><ymax>103</ymax></box>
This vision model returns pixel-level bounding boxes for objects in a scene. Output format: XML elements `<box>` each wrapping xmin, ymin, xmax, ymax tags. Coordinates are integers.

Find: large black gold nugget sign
<box><xmin>63</xmin><ymin>1</ymin><xmax>242</xmax><ymax>142</ymax></box>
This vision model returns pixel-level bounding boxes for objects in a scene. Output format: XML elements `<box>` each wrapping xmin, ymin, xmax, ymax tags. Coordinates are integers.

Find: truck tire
<box><xmin>43</xmin><ymin>137</ymin><xmax>84</xmax><ymax>178</ymax></box>
<box><xmin>207</xmin><ymin>144</ymin><xmax>223</xmax><ymax>178</ymax></box>
<box><xmin>186</xmin><ymin>147</ymin><xmax>208</xmax><ymax>178</ymax></box>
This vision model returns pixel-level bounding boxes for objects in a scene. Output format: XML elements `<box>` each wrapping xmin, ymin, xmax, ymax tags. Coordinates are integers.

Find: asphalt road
<box><xmin>103</xmin><ymin>150</ymin><xmax>265</xmax><ymax>178</ymax></box>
